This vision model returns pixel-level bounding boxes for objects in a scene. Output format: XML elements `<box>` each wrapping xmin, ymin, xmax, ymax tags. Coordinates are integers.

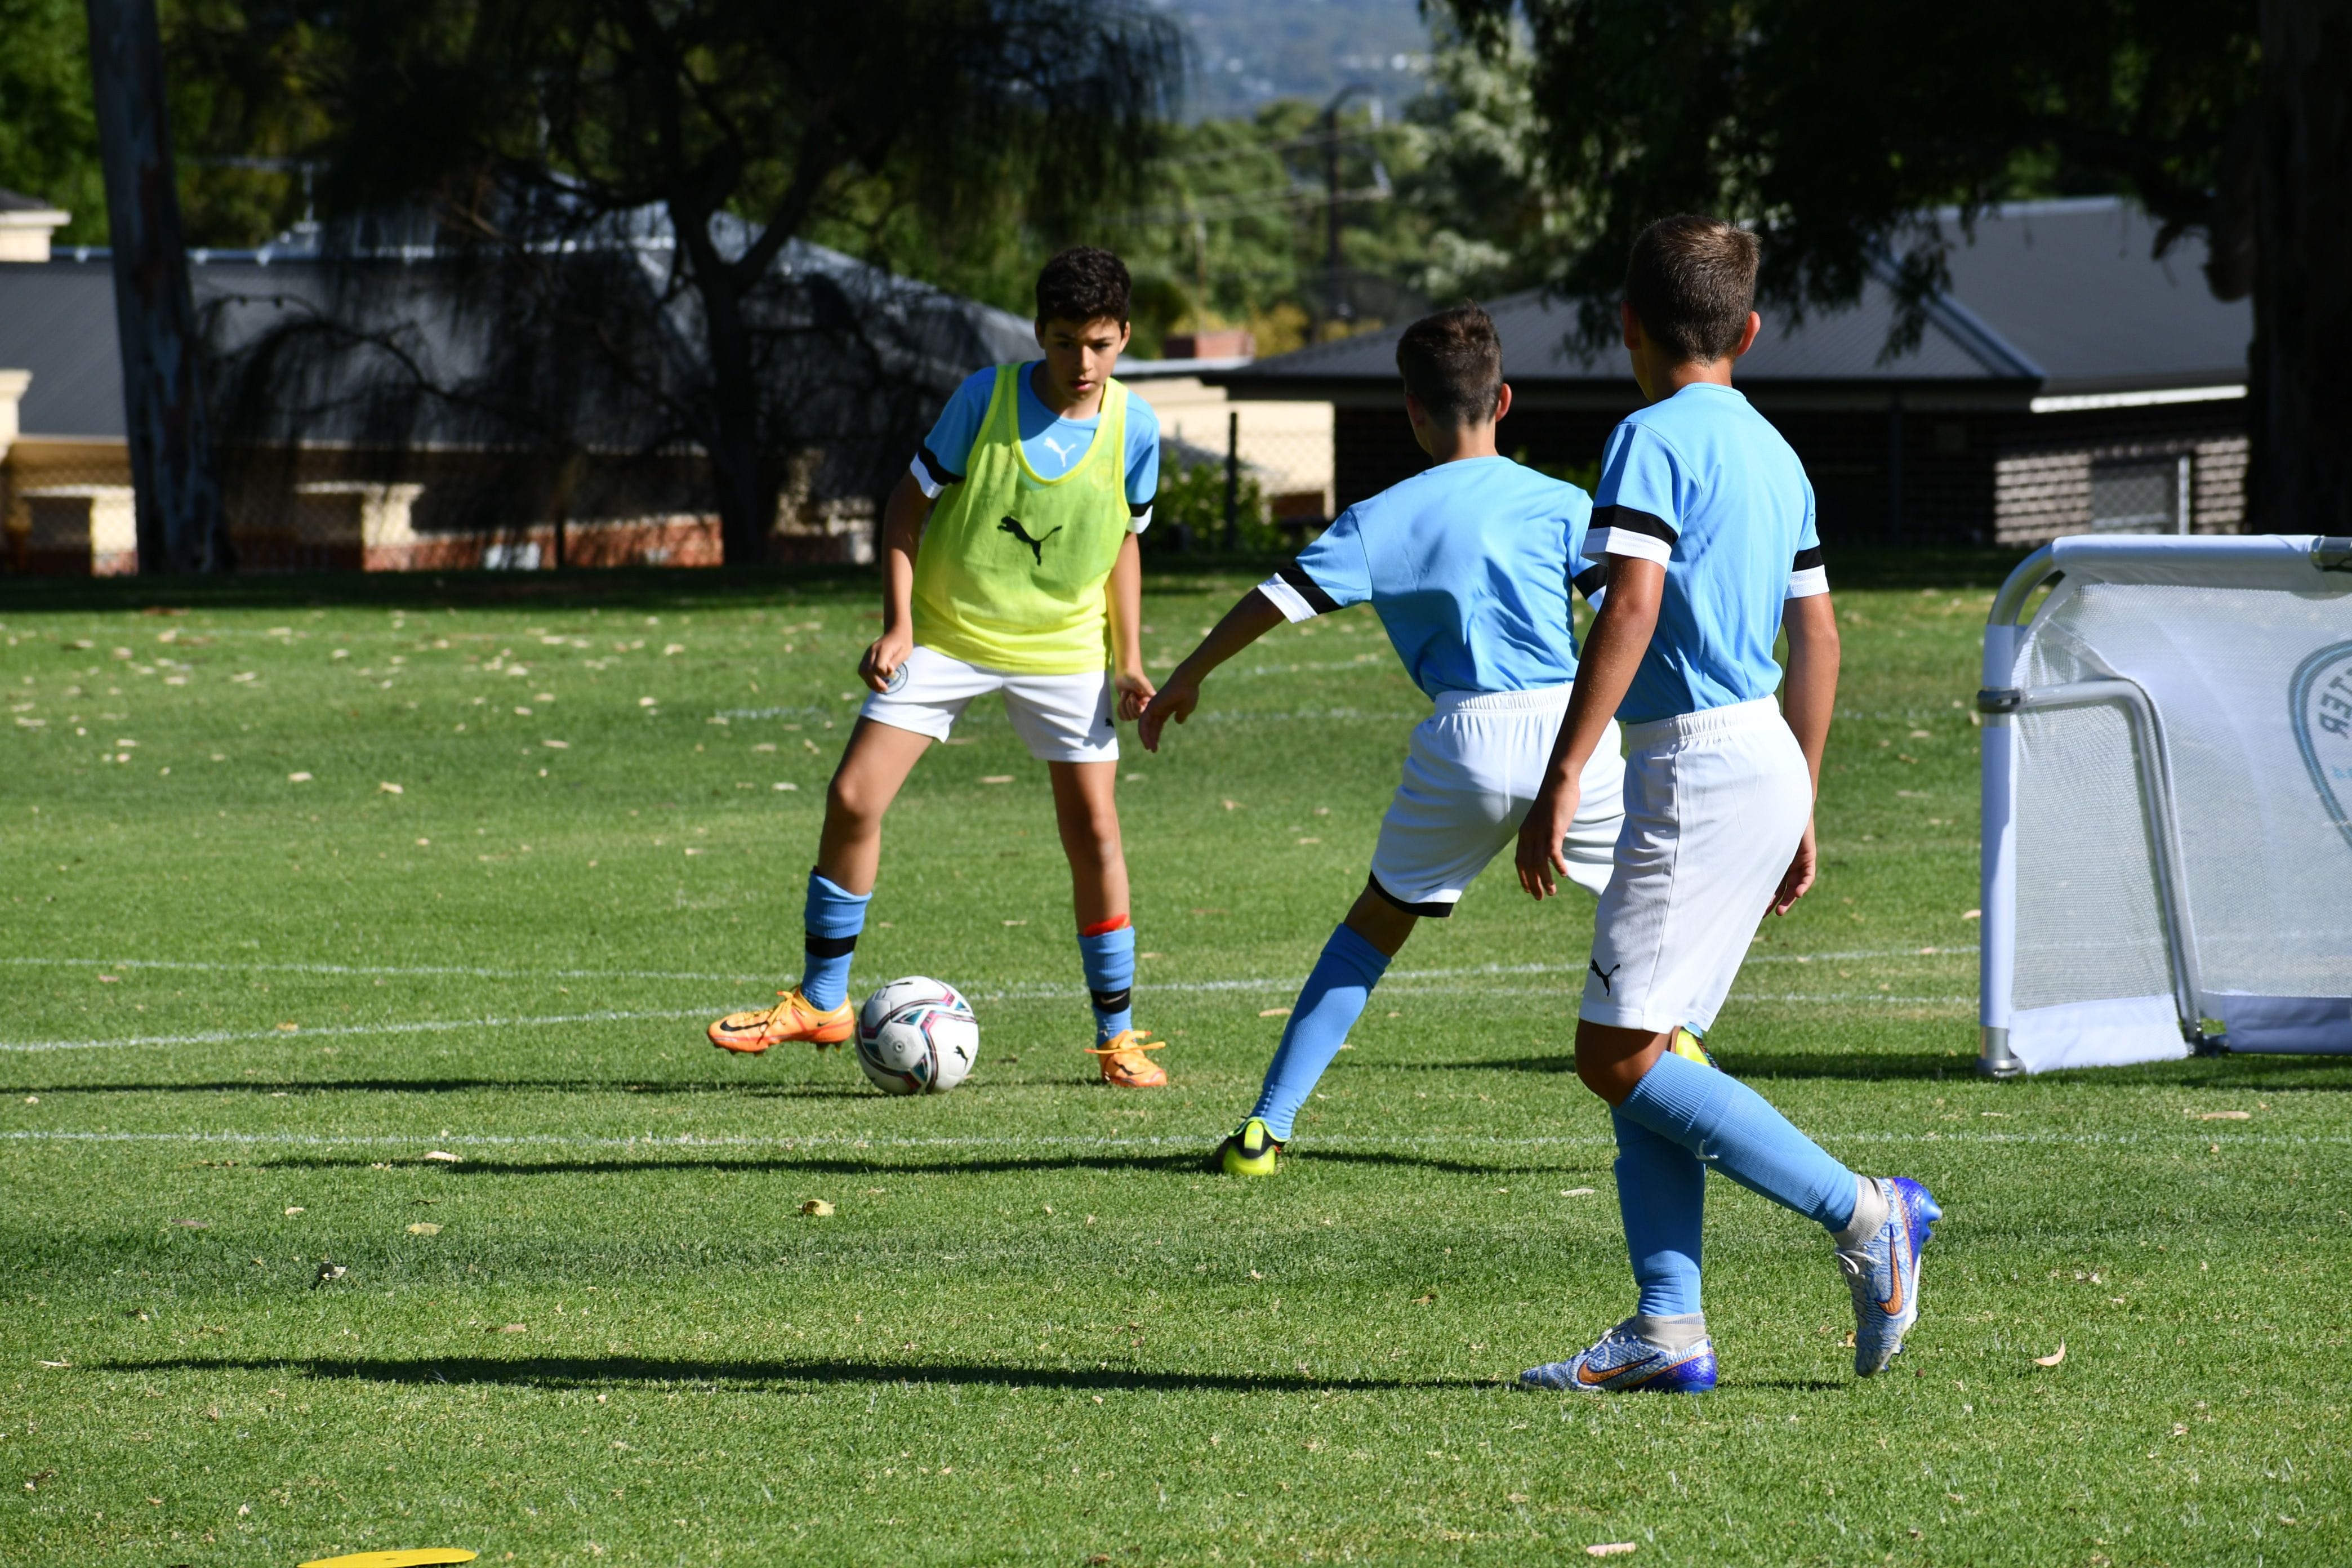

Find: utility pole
<box><xmin>85</xmin><ymin>0</ymin><xmax>228</xmax><ymax>573</ymax></box>
<box><xmin>1320</xmin><ymin>83</ymin><xmax>1373</xmax><ymax>338</ymax></box>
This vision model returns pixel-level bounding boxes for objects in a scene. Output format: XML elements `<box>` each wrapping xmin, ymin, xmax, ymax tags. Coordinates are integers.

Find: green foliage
<box><xmin>0</xmin><ymin>0</ymin><xmax>104</xmax><ymax>242</ymax></box>
<box><xmin>2</xmin><ymin>569</ymin><xmax>2348</xmax><ymax>1562</ymax></box>
<box><xmin>1148</xmin><ymin>457</ymin><xmax>1280</xmax><ymax>551</ymax></box>
<box><xmin>1437</xmin><ymin>0</ymin><xmax>2260</xmax><ymax>348</ymax></box>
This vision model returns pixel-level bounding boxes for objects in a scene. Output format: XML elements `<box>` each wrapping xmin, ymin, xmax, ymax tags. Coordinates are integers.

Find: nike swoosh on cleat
<box><xmin>1578</xmin><ymin>1353</ymin><xmax>1656</xmax><ymax>1387</ymax></box>
<box><xmin>1880</xmin><ymin>1245</ymin><xmax>1905</xmax><ymax>1317</ymax></box>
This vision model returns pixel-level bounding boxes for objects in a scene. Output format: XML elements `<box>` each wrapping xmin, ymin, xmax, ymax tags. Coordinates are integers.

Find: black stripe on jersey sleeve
<box><xmin>915</xmin><ymin>443</ymin><xmax>963</xmax><ymax>488</ymax></box>
<box><xmin>1129</xmin><ymin>498</ymin><xmax>1152</xmax><ymax>516</ymax></box>
<box><xmin>1593</xmin><ymin>504</ymin><xmax>1677</xmax><ymax>544</ymax></box>
<box><xmin>1571</xmin><ymin>564</ymin><xmax>1609</xmax><ymax>603</ymax></box>
<box><xmin>1792</xmin><ymin>544</ymin><xmax>1825</xmax><ymax>572</ymax></box>
<box><xmin>1276</xmin><ymin>560</ymin><xmax>1341</xmax><ymax>616</ymax></box>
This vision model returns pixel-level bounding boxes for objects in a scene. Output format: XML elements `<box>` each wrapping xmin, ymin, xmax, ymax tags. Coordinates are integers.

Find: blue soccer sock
<box><xmin>798</xmin><ymin>871</ymin><xmax>871</xmax><ymax>1012</ymax></box>
<box><xmin>1613</xmin><ymin>1107</ymin><xmax>1707</xmax><ymax>1317</ymax></box>
<box><xmin>1616</xmin><ymin>1049</ymin><xmax>1860</xmax><ymax>1232</ymax></box>
<box><xmin>1077</xmin><ymin>915</ymin><xmax>1136</xmax><ymax>1044</ymax></box>
<box><xmin>1249</xmin><ymin>923</ymin><xmax>1392</xmax><ymax>1141</ymax></box>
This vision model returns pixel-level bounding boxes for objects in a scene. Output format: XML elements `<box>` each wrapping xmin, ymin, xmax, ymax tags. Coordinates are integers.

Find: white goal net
<box><xmin>1979</xmin><ymin>534</ymin><xmax>2352</xmax><ymax>1073</ymax></box>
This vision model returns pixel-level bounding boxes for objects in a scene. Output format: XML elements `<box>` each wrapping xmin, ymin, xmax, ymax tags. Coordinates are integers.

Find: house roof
<box><xmin>0</xmin><ymin>228</ymin><xmax>1034</xmax><ymax>444</ymax></box>
<box><xmin>1219</xmin><ymin>198</ymin><xmax>2249</xmax><ymax>407</ymax></box>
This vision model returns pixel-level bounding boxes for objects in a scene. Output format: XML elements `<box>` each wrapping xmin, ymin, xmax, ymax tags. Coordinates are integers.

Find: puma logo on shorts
<box><xmin>1589</xmin><ymin>959</ymin><xmax>1621</xmax><ymax>995</ymax></box>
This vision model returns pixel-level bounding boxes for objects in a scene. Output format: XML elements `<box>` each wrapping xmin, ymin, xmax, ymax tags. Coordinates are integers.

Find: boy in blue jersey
<box><xmin>1138</xmin><ymin>305</ymin><xmax>1631</xmax><ymax>1173</ymax></box>
<box><xmin>1512</xmin><ymin>217</ymin><xmax>1939</xmax><ymax>1392</ymax></box>
<box><xmin>708</xmin><ymin>247</ymin><xmax>1173</xmax><ymax>1089</ymax></box>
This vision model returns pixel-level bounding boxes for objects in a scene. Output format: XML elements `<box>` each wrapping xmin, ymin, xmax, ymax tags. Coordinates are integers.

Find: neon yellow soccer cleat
<box><xmin>1214</xmin><ymin>1116</ymin><xmax>1284</xmax><ymax>1177</ymax></box>
<box><xmin>1667</xmin><ymin>1026</ymin><xmax>1720</xmax><ymax>1070</ymax></box>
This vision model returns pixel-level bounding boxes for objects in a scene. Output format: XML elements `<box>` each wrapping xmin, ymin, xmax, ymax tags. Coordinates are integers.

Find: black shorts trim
<box><xmin>1791</xmin><ymin>544</ymin><xmax>1825</xmax><ymax>573</ymax></box>
<box><xmin>1593</xmin><ymin>504</ymin><xmax>1677</xmax><ymax>544</ymax></box>
<box><xmin>1367</xmin><ymin>872</ymin><xmax>1455</xmax><ymax>919</ymax></box>
<box><xmin>803</xmin><ymin>932</ymin><xmax>859</xmax><ymax>960</ymax></box>
<box><xmin>1276</xmin><ymin>560</ymin><xmax>1341</xmax><ymax>616</ymax></box>
<box><xmin>1571</xmin><ymin>563</ymin><xmax>1609</xmax><ymax>603</ymax></box>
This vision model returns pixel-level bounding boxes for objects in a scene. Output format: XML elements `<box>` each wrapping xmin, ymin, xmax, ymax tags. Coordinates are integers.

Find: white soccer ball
<box><xmin>854</xmin><ymin>977</ymin><xmax>979</xmax><ymax>1096</ymax></box>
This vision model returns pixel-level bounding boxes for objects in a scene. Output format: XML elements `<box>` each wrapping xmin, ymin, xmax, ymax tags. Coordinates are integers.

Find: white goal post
<box><xmin>1978</xmin><ymin>533</ymin><xmax>2352</xmax><ymax>1076</ymax></box>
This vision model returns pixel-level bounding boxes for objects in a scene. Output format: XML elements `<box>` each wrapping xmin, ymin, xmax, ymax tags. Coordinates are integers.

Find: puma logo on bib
<box><xmin>999</xmin><ymin>515</ymin><xmax>1062</xmax><ymax>565</ymax></box>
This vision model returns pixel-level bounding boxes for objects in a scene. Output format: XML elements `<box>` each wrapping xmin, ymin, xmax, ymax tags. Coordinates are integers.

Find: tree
<box><xmin>257</xmin><ymin>0</ymin><xmax>1181</xmax><ymax>564</ymax></box>
<box><xmin>1446</xmin><ymin>0</ymin><xmax>2346</xmax><ymax>531</ymax></box>
<box><xmin>0</xmin><ymin>0</ymin><xmax>106</xmax><ymax>240</ymax></box>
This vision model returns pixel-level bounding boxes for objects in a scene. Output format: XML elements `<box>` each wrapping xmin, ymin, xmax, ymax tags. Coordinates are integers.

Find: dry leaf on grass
<box><xmin>2195</xmin><ymin>1110</ymin><xmax>2251</xmax><ymax>1121</ymax></box>
<box><xmin>1259</xmin><ymin>1007</ymin><xmax>1292</xmax><ymax>1018</ymax></box>
<box><xmin>494</xmin><ymin>1324</ymin><xmax>526</xmax><ymax>1334</ymax></box>
<box><xmin>1587</xmin><ymin>1545</ymin><xmax>1637</xmax><ymax>1558</ymax></box>
<box><xmin>377</xmin><ymin>781</ymin><xmax>404</xmax><ymax>794</ymax></box>
<box><xmin>2035</xmin><ymin>1343</ymin><xmax>2067</xmax><ymax>1367</ymax></box>
<box><xmin>801</xmin><ymin>1200</ymin><xmax>835</xmax><ymax>1217</ymax></box>
<box><xmin>1560</xmin><ymin>1187</ymin><xmax>1597</xmax><ymax>1197</ymax></box>
<box><xmin>287</xmin><ymin>771</ymin><xmax>313</xmax><ymax>782</ymax></box>
<box><xmin>167</xmin><ymin>1218</ymin><xmax>210</xmax><ymax>1229</ymax></box>
<box><xmin>406</xmin><ymin>1222</ymin><xmax>442</xmax><ymax>1236</ymax></box>
<box><xmin>421</xmin><ymin>1150</ymin><xmax>464</xmax><ymax>1164</ymax></box>
<box><xmin>36</xmin><ymin>1360</ymin><xmax>69</xmax><ymax>1369</ymax></box>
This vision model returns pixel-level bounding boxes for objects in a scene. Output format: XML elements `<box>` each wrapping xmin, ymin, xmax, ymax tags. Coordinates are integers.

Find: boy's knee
<box><xmin>827</xmin><ymin>772</ymin><xmax>885</xmax><ymax>826</ymax></box>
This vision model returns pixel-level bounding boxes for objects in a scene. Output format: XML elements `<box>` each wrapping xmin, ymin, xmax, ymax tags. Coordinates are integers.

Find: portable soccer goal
<box><xmin>1978</xmin><ymin>533</ymin><xmax>2352</xmax><ymax>1076</ymax></box>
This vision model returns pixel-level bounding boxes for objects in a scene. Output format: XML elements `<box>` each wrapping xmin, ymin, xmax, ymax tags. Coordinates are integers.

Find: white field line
<box><xmin>0</xmin><ymin>946</ymin><xmax>1970</xmax><ymax>987</ymax></box>
<box><xmin>0</xmin><ymin>988</ymin><xmax>1968</xmax><ymax>1053</ymax></box>
<box><xmin>0</xmin><ymin>1009</ymin><xmax>716</xmax><ymax>1053</ymax></box>
<box><xmin>0</xmin><ymin>1128</ymin><xmax>2340</xmax><ymax>1152</ymax></box>
<box><xmin>0</xmin><ymin>950</ymin><xmax>1974</xmax><ymax>1052</ymax></box>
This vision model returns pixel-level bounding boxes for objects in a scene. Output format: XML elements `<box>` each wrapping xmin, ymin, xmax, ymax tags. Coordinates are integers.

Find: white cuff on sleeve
<box><xmin>908</xmin><ymin>455</ymin><xmax>945</xmax><ymax>501</ymax></box>
<box><xmin>1589</xmin><ymin>527</ymin><xmax>1673</xmax><ymax>565</ymax></box>
<box><xmin>1786</xmin><ymin>566</ymin><xmax>1830</xmax><ymax>599</ymax></box>
<box><xmin>1128</xmin><ymin>505</ymin><xmax>1152</xmax><ymax>536</ymax></box>
<box><xmin>1255</xmin><ymin>576</ymin><xmax>1319</xmax><ymax>624</ymax></box>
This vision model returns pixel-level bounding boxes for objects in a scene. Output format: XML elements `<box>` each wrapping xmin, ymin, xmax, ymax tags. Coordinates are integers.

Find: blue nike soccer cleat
<box><xmin>1838</xmin><ymin>1175</ymin><xmax>1941</xmax><ymax>1375</ymax></box>
<box><xmin>1519</xmin><ymin>1320</ymin><xmax>1718</xmax><ymax>1393</ymax></box>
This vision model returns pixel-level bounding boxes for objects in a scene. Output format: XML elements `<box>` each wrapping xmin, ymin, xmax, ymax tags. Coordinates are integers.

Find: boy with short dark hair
<box><xmin>708</xmin><ymin>246</ymin><xmax>1172</xmax><ymax>1088</ymax></box>
<box><xmin>1513</xmin><ymin>216</ymin><xmax>1939</xmax><ymax>1393</ymax></box>
<box><xmin>1141</xmin><ymin>303</ymin><xmax>1629</xmax><ymax>1170</ymax></box>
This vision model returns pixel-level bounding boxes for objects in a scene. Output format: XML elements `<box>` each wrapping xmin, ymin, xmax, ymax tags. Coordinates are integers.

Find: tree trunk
<box><xmin>84</xmin><ymin>0</ymin><xmax>229</xmax><ymax>573</ymax></box>
<box><xmin>2251</xmin><ymin>0</ymin><xmax>2352</xmax><ymax>534</ymax></box>
<box><xmin>696</xmin><ymin>270</ymin><xmax>774</xmax><ymax>567</ymax></box>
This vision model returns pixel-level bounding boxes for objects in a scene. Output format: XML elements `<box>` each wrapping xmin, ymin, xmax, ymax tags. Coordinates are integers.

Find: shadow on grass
<box><xmin>252</xmin><ymin>1147</ymin><xmax>1591</xmax><ymax>1179</ymax></box>
<box><xmin>0</xmin><ymin>1078</ymin><xmax>875</xmax><ymax>1100</ymax></box>
<box><xmin>1401</xmin><ymin>1052</ymin><xmax>1967</xmax><ymax>1082</ymax></box>
<box><xmin>98</xmin><ymin>1352</ymin><xmax>1473</xmax><ymax>1396</ymax></box>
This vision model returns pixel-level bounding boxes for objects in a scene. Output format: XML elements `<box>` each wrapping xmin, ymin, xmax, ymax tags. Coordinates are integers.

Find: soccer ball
<box><xmin>854</xmin><ymin>977</ymin><xmax>979</xmax><ymax>1095</ymax></box>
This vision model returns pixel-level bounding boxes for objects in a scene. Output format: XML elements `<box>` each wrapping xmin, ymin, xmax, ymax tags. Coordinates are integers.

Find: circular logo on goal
<box><xmin>2291</xmin><ymin>639</ymin><xmax>2352</xmax><ymax>852</ymax></box>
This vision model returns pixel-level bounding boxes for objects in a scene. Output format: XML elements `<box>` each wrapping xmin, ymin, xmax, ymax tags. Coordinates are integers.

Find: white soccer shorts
<box><xmin>1367</xmin><ymin>684</ymin><xmax>1625</xmax><ymax>915</ymax></box>
<box><xmin>861</xmin><ymin>644</ymin><xmax>1117</xmax><ymax>763</ymax></box>
<box><xmin>1580</xmin><ymin>695</ymin><xmax>1814</xmax><ymax>1034</ymax></box>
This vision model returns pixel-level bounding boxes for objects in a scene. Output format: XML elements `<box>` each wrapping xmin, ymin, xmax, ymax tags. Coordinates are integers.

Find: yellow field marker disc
<box><xmin>297</xmin><ymin>1551</ymin><xmax>478</xmax><ymax>1568</ymax></box>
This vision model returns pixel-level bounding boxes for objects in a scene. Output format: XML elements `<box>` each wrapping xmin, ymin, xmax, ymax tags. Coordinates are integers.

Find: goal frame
<box><xmin>1976</xmin><ymin>533</ymin><xmax>2352</xmax><ymax>1077</ymax></box>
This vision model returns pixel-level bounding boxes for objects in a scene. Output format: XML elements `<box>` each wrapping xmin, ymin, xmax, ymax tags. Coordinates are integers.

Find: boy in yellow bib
<box><xmin>709</xmin><ymin>248</ymin><xmax>1169</xmax><ymax>1087</ymax></box>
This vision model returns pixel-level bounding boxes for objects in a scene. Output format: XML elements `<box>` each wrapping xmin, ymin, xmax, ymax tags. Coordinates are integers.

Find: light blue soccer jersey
<box><xmin>1257</xmin><ymin>454</ymin><xmax>1603</xmax><ymax>699</ymax></box>
<box><xmin>1587</xmin><ymin>383</ymin><xmax>1828</xmax><ymax>725</ymax></box>
<box><xmin>912</xmin><ymin>362</ymin><xmax>1161</xmax><ymax>528</ymax></box>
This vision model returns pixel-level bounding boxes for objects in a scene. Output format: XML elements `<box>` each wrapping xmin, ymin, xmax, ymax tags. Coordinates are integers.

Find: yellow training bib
<box><xmin>912</xmin><ymin>364</ymin><xmax>1132</xmax><ymax>674</ymax></box>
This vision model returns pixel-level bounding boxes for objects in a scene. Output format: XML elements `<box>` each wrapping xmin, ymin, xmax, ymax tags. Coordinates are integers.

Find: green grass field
<box><xmin>1</xmin><ymin>563</ymin><xmax>2345</xmax><ymax>1566</ymax></box>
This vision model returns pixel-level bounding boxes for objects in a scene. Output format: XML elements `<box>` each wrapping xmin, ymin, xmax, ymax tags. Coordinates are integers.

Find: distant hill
<box><xmin>1158</xmin><ymin>0</ymin><xmax>1435</xmax><ymax>119</ymax></box>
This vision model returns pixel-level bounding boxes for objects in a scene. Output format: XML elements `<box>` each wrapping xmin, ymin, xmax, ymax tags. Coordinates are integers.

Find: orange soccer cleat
<box><xmin>1085</xmin><ymin>1028</ymin><xmax>1168</xmax><ymax>1088</ymax></box>
<box><xmin>707</xmin><ymin>987</ymin><xmax>855</xmax><ymax>1054</ymax></box>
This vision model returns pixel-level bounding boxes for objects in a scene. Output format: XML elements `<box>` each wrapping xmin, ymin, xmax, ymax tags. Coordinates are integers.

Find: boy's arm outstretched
<box><xmin>1137</xmin><ymin>588</ymin><xmax>1285</xmax><ymax>751</ymax></box>
<box><xmin>859</xmin><ymin>473</ymin><xmax>930</xmax><ymax>693</ymax></box>
<box><xmin>1770</xmin><ymin>591</ymin><xmax>1841</xmax><ymax>914</ymax></box>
